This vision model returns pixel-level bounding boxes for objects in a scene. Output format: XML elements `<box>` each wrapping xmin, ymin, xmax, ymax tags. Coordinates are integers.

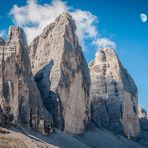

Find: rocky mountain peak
<box><xmin>8</xmin><ymin>26</ymin><xmax>27</xmax><ymax>46</ymax></box>
<box><xmin>55</xmin><ymin>12</ymin><xmax>76</xmax><ymax>26</ymax></box>
<box><xmin>89</xmin><ymin>48</ymin><xmax>140</xmax><ymax>138</ymax></box>
<box><xmin>39</xmin><ymin>12</ymin><xmax>76</xmax><ymax>45</ymax></box>
<box><xmin>0</xmin><ymin>26</ymin><xmax>53</xmax><ymax>134</ymax></box>
<box><xmin>95</xmin><ymin>48</ymin><xmax>116</xmax><ymax>57</ymax></box>
<box><xmin>29</xmin><ymin>12</ymin><xmax>90</xmax><ymax>134</ymax></box>
<box><xmin>8</xmin><ymin>26</ymin><xmax>24</xmax><ymax>39</ymax></box>
<box><xmin>91</xmin><ymin>48</ymin><xmax>120</xmax><ymax>66</ymax></box>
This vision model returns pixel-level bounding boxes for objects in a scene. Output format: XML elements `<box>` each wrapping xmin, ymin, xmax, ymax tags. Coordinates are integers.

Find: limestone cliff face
<box><xmin>29</xmin><ymin>13</ymin><xmax>91</xmax><ymax>134</ymax></box>
<box><xmin>89</xmin><ymin>48</ymin><xmax>140</xmax><ymax>138</ymax></box>
<box><xmin>0</xmin><ymin>27</ymin><xmax>52</xmax><ymax>134</ymax></box>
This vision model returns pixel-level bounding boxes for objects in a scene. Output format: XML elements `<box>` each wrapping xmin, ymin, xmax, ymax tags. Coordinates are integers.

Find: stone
<box><xmin>29</xmin><ymin>13</ymin><xmax>91</xmax><ymax>134</ymax></box>
<box><xmin>0</xmin><ymin>37</ymin><xmax>5</xmax><ymax>46</ymax></box>
<box><xmin>138</xmin><ymin>106</ymin><xmax>147</xmax><ymax>119</ymax></box>
<box><xmin>138</xmin><ymin>106</ymin><xmax>148</xmax><ymax>132</ymax></box>
<box><xmin>89</xmin><ymin>48</ymin><xmax>140</xmax><ymax>138</ymax></box>
<box><xmin>0</xmin><ymin>26</ymin><xmax>53</xmax><ymax>134</ymax></box>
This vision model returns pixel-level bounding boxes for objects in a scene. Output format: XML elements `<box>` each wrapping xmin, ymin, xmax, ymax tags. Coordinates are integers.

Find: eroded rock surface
<box><xmin>89</xmin><ymin>48</ymin><xmax>140</xmax><ymax>138</ymax></box>
<box><xmin>29</xmin><ymin>13</ymin><xmax>90</xmax><ymax>134</ymax></box>
<box><xmin>0</xmin><ymin>27</ymin><xmax>53</xmax><ymax>134</ymax></box>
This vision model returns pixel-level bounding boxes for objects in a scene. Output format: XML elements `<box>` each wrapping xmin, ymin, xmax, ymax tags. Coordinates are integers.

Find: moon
<box><xmin>140</xmin><ymin>13</ymin><xmax>147</xmax><ymax>23</ymax></box>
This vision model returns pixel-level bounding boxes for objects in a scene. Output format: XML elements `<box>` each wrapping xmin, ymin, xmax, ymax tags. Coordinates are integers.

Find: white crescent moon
<box><xmin>140</xmin><ymin>13</ymin><xmax>147</xmax><ymax>23</ymax></box>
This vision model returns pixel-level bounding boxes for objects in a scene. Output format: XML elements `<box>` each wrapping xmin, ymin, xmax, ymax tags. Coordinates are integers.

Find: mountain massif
<box><xmin>0</xmin><ymin>12</ymin><xmax>148</xmax><ymax>148</ymax></box>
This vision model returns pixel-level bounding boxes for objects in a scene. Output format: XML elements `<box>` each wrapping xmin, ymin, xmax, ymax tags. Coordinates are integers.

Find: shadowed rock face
<box><xmin>0</xmin><ymin>37</ymin><xmax>5</xmax><ymax>46</ymax></box>
<box><xmin>138</xmin><ymin>106</ymin><xmax>147</xmax><ymax>119</ymax></box>
<box><xmin>0</xmin><ymin>26</ymin><xmax>53</xmax><ymax>134</ymax></box>
<box><xmin>29</xmin><ymin>13</ymin><xmax>91</xmax><ymax>134</ymax></box>
<box><xmin>89</xmin><ymin>48</ymin><xmax>140</xmax><ymax>138</ymax></box>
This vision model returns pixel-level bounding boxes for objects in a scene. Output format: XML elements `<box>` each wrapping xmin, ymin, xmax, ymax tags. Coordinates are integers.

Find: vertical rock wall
<box><xmin>29</xmin><ymin>13</ymin><xmax>90</xmax><ymax>134</ymax></box>
<box><xmin>89</xmin><ymin>48</ymin><xmax>140</xmax><ymax>138</ymax></box>
<box><xmin>0</xmin><ymin>27</ymin><xmax>53</xmax><ymax>134</ymax></box>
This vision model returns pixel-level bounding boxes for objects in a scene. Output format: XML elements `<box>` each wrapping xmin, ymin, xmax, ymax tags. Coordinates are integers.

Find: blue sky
<box><xmin>0</xmin><ymin>0</ymin><xmax>148</xmax><ymax>111</ymax></box>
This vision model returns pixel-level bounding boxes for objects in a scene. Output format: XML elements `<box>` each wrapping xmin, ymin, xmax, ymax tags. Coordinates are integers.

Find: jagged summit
<box><xmin>89</xmin><ymin>48</ymin><xmax>140</xmax><ymax>138</ymax></box>
<box><xmin>96</xmin><ymin>48</ymin><xmax>115</xmax><ymax>53</ymax></box>
<box><xmin>0</xmin><ymin>26</ymin><xmax>27</xmax><ymax>47</ymax></box>
<box><xmin>55</xmin><ymin>12</ymin><xmax>76</xmax><ymax>27</ymax></box>
<box><xmin>29</xmin><ymin>12</ymin><xmax>77</xmax><ymax>75</ymax></box>
<box><xmin>37</xmin><ymin>12</ymin><xmax>76</xmax><ymax>47</ymax></box>
<box><xmin>8</xmin><ymin>26</ymin><xmax>25</xmax><ymax>39</ymax></box>
<box><xmin>91</xmin><ymin>47</ymin><xmax>137</xmax><ymax>94</ymax></box>
<box><xmin>7</xmin><ymin>26</ymin><xmax>28</xmax><ymax>46</ymax></box>
<box><xmin>92</xmin><ymin>48</ymin><xmax>119</xmax><ymax>64</ymax></box>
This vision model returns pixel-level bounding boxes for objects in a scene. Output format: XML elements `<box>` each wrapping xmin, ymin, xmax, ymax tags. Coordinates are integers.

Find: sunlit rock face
<box><xmin>89</xmin><ymin>48</ymin><xmax>140</xmax><ymax>138</ymax></box>
<box><xmin>0</xmin><ymin>27</ymin><xmax>53</xmax><ymax>134</ymax></box>
<box><xmin>29</xmin><ymin>13</ymin><xmax>91</xmax><ymax>134</ymax></box>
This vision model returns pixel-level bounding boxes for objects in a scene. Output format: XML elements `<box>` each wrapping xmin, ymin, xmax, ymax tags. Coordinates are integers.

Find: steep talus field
<box><xmin>0</xmin><ymin>126</ymin><xmax>146</xmax><ymax>148</ymax></box>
